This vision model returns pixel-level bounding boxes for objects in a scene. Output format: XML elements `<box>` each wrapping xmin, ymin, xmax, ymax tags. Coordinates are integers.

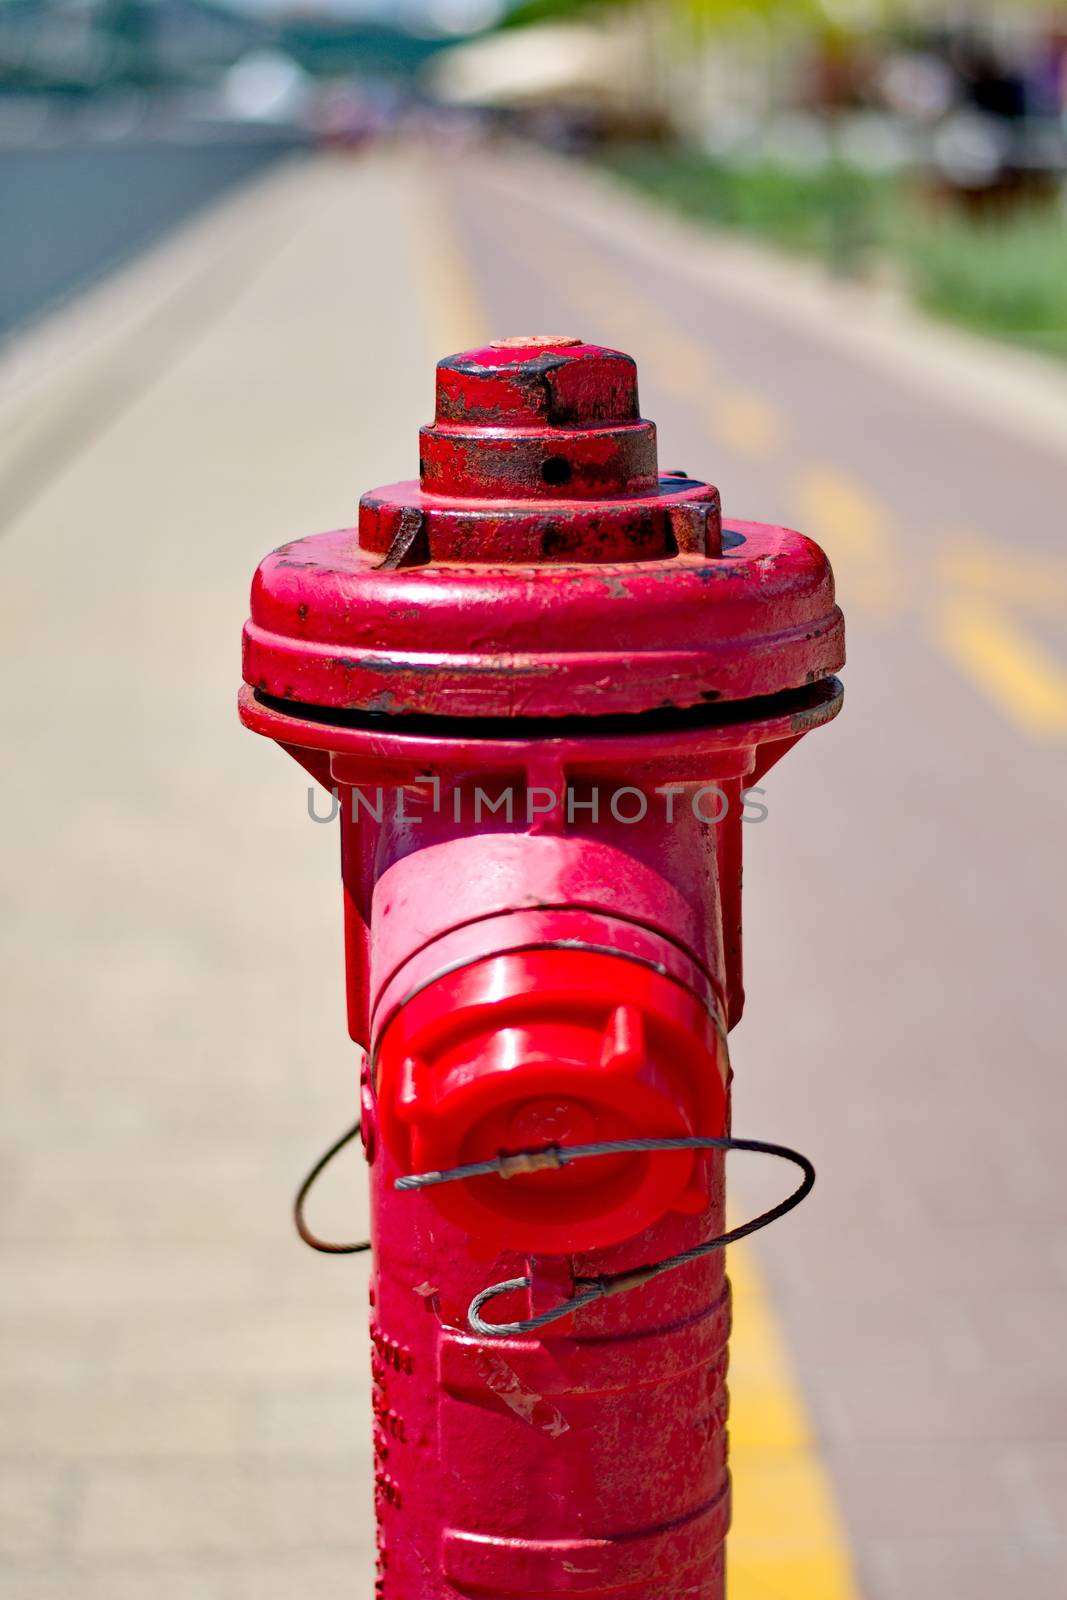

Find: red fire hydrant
<box><xmin>240</xmin><ymin>337</ymin><xmax>844</xmax><ymax>1597</ymax></box>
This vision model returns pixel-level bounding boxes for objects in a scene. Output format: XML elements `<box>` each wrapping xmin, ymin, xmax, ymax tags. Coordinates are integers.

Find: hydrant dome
<box><xmin>242</xmin><ymin>340</ymin><xmax>844</xmax><ymax>721</ymax></box>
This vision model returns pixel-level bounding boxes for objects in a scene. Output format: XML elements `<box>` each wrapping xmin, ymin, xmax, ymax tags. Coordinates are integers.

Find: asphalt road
<box><xmin>440</xmin><ymin>146</ymin><xmax>1067</xmax><ymax>1600</ymax></box>
<box><xmin>1</xmin><ymin>145</ymin><xmax>1064</xmax><ymax>1600</ymax></box>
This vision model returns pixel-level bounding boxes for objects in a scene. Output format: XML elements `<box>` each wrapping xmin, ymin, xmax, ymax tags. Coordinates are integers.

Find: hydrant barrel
<box><xmin>240</xmin><ymin>337</ymin><xmax>844</xmax><ymax>1596</ymax></box>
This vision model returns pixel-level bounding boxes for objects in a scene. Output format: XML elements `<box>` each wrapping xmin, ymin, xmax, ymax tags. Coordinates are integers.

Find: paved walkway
<box><xmin>1</xmin><ymin>146</ymin><xmax>1065</xmax><ymax>1600</ymax></box>
<box><xmin>0</xmin><ymin>153</ymin><xmax>427</xmax><ymax>1598</ymax></box>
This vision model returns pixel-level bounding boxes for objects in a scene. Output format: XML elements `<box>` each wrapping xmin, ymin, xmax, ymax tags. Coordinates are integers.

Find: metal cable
<box><xmin>294</xmin><ymin>1124</ymin><xmax>814</xmax><ymax>1338</ymax></box>
<box><xmin>397</xmin><ymin>1136</ymin><xmax>815</xmax><ymax>1338</ymax></box>
<box><xmin>293</xmin><ymin>1120</ymin><xmax>370</xmax><ymax>1255</ymax></box>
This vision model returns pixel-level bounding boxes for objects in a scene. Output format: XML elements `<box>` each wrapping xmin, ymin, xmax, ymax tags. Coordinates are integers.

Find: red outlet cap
<box><xmin>375</xmin><ymin>950</ymin><xmax>728</xmax><ymax>1254</ymax></box>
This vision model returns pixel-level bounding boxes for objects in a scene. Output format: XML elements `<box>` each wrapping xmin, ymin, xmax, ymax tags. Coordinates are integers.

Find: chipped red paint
<box><xmin>240</xmin><ymin>339</ymin><xmax>844</xmax><ymax>1597</ymax></box>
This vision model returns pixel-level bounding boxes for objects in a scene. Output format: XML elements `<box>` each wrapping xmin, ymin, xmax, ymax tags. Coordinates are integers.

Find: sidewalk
<box><xmin>0</xmin><ymin>151</ymin><xmax>437</xmax><ymax>1598</ymax></box>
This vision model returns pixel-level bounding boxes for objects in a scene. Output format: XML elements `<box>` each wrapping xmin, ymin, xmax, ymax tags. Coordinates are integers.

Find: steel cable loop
<box><xmin>397</xmin><ymin>1136</ymin><xmax>815</xmax><ymax>1338</ymax></box>
<box><xmin>295</xmin><ymin>1126</ymin><xmax>814</xmax><ymax>1337</ymax></box>
<box><xmin>293</xmin><ymin>1120</ymin><xmax>371</xmax><ymax>1255</ymax></box>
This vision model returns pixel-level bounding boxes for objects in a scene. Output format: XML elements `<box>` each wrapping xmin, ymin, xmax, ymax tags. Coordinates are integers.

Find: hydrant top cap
<box><xmin>434</xmin><ymin>339</ymin><xmax>640</xmax><ymax>433</ymax></box>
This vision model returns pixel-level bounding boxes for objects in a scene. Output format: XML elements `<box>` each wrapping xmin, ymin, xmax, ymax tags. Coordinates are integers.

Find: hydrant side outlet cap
<box><xmin>374</xmin><ymin>949</ymin><xmax>728</xmax><ymax>1255</ymax></box>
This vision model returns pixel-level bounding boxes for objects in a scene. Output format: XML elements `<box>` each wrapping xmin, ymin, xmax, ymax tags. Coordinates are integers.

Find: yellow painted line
<box><xmin>938</xmin><ymin>592</ymin><xmax>1067</xmax><ymax>738</ymax></box>
<box><xmin>795</xmin><ymin>466</ymin><xmax>901</xmax><ymax>618</ymax></box>
<box><xmin>413</xmin><ymin>187</ymin><xmax>487</xmax><ymax>353</ymax></box>
<box><xmin>646</xmin><ymin>340</ymin><xmax>710</xmax><ymax>398</ymax></box>
<box><xmin>711</xmin><ymin>390</ymin><xmax>785</xmax><ymax>459</ymax></box>
<box><xmin>729</xmin><ymin>1244</ymin><xmax>861</xmax><ymax>1599</ymax></box>
<box><xmin>508</xmin><ymin>221</ymin><xmax>714</xmax><ymax>397</ymax></box>
<box><xmin>570</xmin><ymin>278</ymin><xmax>711</xmax><ymax>395</ymax></box>
<box><xmin>420</xmin><ymin>189</ymin><xmax>862</xmax><ymax>1597</ymax></box>
<box><xmin>795</xmin><ymin>467</ymin><xmax>887</xmax><ymax>551</ymax></box>
<box><xmin>939</xmin><ymin>531</ymin><xmax>1067</xmax><ymax>616</ymax></box>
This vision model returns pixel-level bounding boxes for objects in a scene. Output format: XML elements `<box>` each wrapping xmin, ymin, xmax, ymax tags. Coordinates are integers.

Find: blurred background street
<box><xmin>2</xmin><ymin>2</ymin><xmax>1066</xmax><ymax>1599</ymax></box>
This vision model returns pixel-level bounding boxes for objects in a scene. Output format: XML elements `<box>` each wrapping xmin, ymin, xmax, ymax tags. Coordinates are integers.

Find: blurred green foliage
<box><xmin>897</xmin><ymin>210</ymin><xmax>1067</xmax><ymax>356</ymax></box>
<box><xmin>602</xmin><ymin>146</ymin><xmax>1067</xmax><ymax>356</ymax></box>
<box><xmin>500</xmin><ymin>0</ymin><xmax>631</xmax><ymax>26</ymax></box>
<box><xmin>601</xmin><ymin>146</ymin><xmax>886</xmax><ymax>258</ymax></box>
<box><xmin>500</xmin><ymin>0</ymin><xmax>1053</xmax><ymax>27</ymax></box>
